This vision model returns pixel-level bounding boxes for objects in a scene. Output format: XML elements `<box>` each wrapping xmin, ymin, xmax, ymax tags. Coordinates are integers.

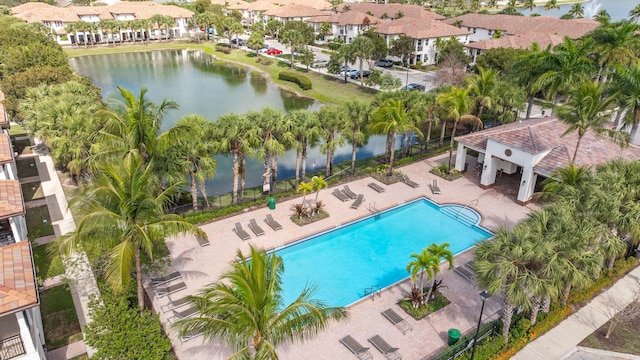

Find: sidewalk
<box><xmin>512</xmin><ymin>263</ymin><xmax>640</xmax><ymax>360</ymax></box>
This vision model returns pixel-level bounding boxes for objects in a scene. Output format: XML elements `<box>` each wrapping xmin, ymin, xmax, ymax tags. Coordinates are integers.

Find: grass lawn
<box><xmin>32</xmin><ymin>243</ymin><xmax>65</xmax><ymax>279</ymax></box>
<box><xmin>579</xmin><ymin>301</ymin><xmax>640</xmax><ymax>355</ymax></box>
<box><xmin>21</xmin><ymin>182</ymin><xmax>45</xmax><ymax>202</ymax></box>
<box><xmin>64</xmin><ymin>42</ymin><xmax>376</xmax><ymax>105</ymax></box>
<box><xmin>69</xmin><ymin>355</ymin><xmax>88</xmax><ymax>360</ymax></box>
<box><xmin>16</xmin><ymin>158</ymin><xmax>40</xmax><ymax>178</ymax></box>
<box><xmin>25</xmin><ymin>205</ymin><xmax>55</xmax><ymax>238</ymax></box>
<box><xmin>8</xmin><ymin>124</ymin><xmax>28</xmax><ymax>137</ymax></box>
<box><xmin>40</xmin><ymin>286</ymin><xmax>82</xmax><ymax>349</ymax></box>
<box><xmin>13</xmin><ymin>138</ymin><xmax>32</xmax><ymax>155</ymax></box>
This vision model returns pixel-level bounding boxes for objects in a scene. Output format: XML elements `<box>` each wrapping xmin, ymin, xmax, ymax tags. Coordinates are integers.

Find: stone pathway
<box><xmin>46</xmin><ymin>340</ymin><xmax>87</xmax><ymax>360</ymax></box>
<box><xmin>19</xmin><ymin>175</ymin><xmax>40</xmax><ymax>184</ymax></box>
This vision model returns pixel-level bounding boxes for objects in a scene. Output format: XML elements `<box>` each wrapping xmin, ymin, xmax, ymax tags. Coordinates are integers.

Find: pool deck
<box><xmin>151</xmin><ymin>153</ymin><xmax>539</xmax><ymax>360</ymax></box>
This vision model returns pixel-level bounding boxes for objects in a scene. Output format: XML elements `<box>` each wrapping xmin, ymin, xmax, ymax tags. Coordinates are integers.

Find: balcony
<box><xmin>0</xmin><ymin>335</ymin><xmax>26</xmax><ymax>360</ymax></box>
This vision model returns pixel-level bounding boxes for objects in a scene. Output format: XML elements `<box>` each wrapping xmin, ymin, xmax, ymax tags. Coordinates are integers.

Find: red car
<box><xmin>266</xmin><ymin>48</ymin><xmax>283</xmax><ymax>55</ymax></box>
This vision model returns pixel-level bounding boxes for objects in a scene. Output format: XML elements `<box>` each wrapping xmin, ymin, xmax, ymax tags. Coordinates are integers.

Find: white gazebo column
<box><xmin>454</xmin><ymin>143</ymin><xmax>467</xmax><ymax>172</ymax></box>
<box><xmin>480</xmin><ymin>153</ymin><xmax>498</xmax><ymax>188</ymax></box>
<box><xmin>517</xmin><ymin>169</ymin><xmax>537</xmax><ymax>205</ymax></box>
<box><xmin>16</xmin><ymin>312</ymin><xmax>36</xmax><ymax>354</ymax></box>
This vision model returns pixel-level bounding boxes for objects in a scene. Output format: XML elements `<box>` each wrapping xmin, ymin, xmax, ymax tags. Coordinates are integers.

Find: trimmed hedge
<box><xmin>215</xmin><ymin>45</ymin><xmax>231</xmax><ymax>54</ymax></box>
<box><xmin>278</xmin><ymin>71</ymin><xmax>312</xmax><ymax>90</ymax></box>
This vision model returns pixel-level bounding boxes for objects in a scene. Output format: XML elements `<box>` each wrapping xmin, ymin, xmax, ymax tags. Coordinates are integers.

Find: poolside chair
<box><xmin>401</xmin><ymin>175</ymin><xmax>420</xmax><ymax>188</ymax></box>
<box><xmin>343</xmin><ymin>185</ymin><xmax>358</xmax><ymax>199</ymax></box>
<box><xmin>339</xmin><ymin>336</ymin><xmax>373</xmax><ymax>360</ymax></box>
<box><xmin>350</xmin><ymin>194</ymin><xmax>364</xmax><ymax>210</ymax></box>
<box><xmin>248</xmin><ymin>219</ymin><xmax>265</xmax><ymax>237</ymax></box>
<box><xmin>368</xmin><ymin>335</ymin><xmax>402</xmax><ymax>360</ymax></box>
<box><xmin>161</xmin><ymin>295</ymin><xmax>191</xmax><ymax>313</ymax></box>
<box><xmin>168</xmin><ymin>306</ymin><xmax>197</xmax><ymax>323</ymax></box>
<box><xmin>368</xmin><ymin>182</ymin><xmax>386</xmax><ymax>193</ymax></box>
<box><xmin>333</xmin><ymin>189</ymin><xmax>350</xmax><ymax>202</ymax></box>
<box><xmin>197</xmin><ymin>235</ymin><xmax>210</xmax><ymax>247</ymax></box>
<box><xmin>465</xmin><ymin>260</ymin><xmax>475</xmax><ymax>271</ymax></box>
<box><xmin>430</xmin><ymin>179</ymin><xmax>441</xmax><ymax>195</ymax></box>
<box><xmin>264</xmin><ymin>214</ymin><xmax>283</xmax><ymax>231</ymax></box>
<box><xmin>155</xmin><ymin>281</ymin><xmax>187</xmax><ymax>298</ymax></box>
<box><xmin>381</xmin><ymin>308</ymin><xmax>413</xmax><ymax>335</ymax></box>
<box><xmin>151</xmin><ymin>271</ymin><xmax>181</xmax><ymax>287</ymax></box>
<box><xmin>454</xmin><ymin>266</ymin><xmax>475</xmax><ymax>281</ymax></box>
<box><xmin>233</xmin><ymin>222</ymin><xmax>251</xmax><ymax>241</ymax></box>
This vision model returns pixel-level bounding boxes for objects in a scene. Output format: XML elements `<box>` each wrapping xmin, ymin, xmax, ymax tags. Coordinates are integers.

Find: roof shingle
<box><xmin>0</xmin><ymin>180</ymin><xmax>25</xmax><ymax>219</ymax></box>
<box><xmin>0</xmin><ymin>241</ymin><xmax>38</xmax><ymax>315</ymax></box>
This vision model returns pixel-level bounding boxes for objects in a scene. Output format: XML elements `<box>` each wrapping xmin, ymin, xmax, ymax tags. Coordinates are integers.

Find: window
<box><xmin>44</xmin><ymin>21</ymin><xmax>50</xmax><ymax>26</ymax></box>
<box><xmin>488</xmin><ymin>30</ymin><xmax>492</xmax><ymax>35</ymax></box>
<box><xmin>473</xmin><ymin>28</ymin><xmax>476</xmax><ymax>34</ymax></box>
<box><xmin>55</xmin><ymin>21</ymin><xmax>62</xmax><ymax>27</ymax></box>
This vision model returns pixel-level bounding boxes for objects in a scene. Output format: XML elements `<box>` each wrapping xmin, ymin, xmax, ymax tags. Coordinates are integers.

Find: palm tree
<box><xmin>423</xmin><ymin>243</ymin><xmax>454</xmax><ymax>302</ymax></box>
<box><xmin>371</xmin><ymin>99</ymin><xmax>423</xmax><ymax>176</ymax></box>
<box><xmin>406</xmin><ymin>249</ymin><xmax>437</xmax><ymax>307</ymax></box>
<box><xmin>511</xmin><ymin>44</ymin><xmax>553</xmax><ymax>118</ymax></box>
<box><xmin>342</xmin><ymin>100</ymin><xmax>370</xmax><ymax>176</ymax></box>
<box><xmin>334</xmin><ymin>44</ymin><xmax>357</xmax><ymax>83</ymax></box>
<box><xmin>544</xmin><ymin>0</ymin><xmax>559</xmax><ymax>11</ymax></box>
<box><xmin>436</xmin><ymin>87</ymin><xmax>482</xmax><ymax>172</ymax></box>
<box><xmin>164</xmin><ymin>115</ymin><xmax>218</xmax><ymax>211</ymax></box>
<box><xmin>568</xmin><ymin>3</ymin><xmax>584</xmax><ymax>18</ymax></box>
<box><xmin>350</xmin><ymin>35</ymin><xmax>374</xmax><ymax>87</ymax></box>
<box><xmin>296</xmin><ymin>181</ymin><xmax>314</xmax><ymax>209</ymax></box>
<box><xmin>608</xmin><ymin>65</ymin><xmax>640</xmax><ymax>140</ymax></box>
<box><xmin>630</xmin><ymin>3</ymin><xmax>640</xmax><ymax>23</ymax></box>
<box><xmin>554</xmin><ymin>80</ymin><xmax>625</xmax><ymax>164</ymax></box>
<box><xmin>287</xmin><ymin>110</ymin><xmax>320</xmax><ymax>186</ymax></box>
<box><xmin>534</xmin><ymin>38</ymin><xmax>595</xmax><ymax>104</ymax></box>
<box><xmin>539</xmin><ymin>164</ymin><xmax>593</xmax><ymax>204</ymax></box>
<box><xmin>281</xmin><ymin>29</ymin><xmax>306</xmax><ymax>68</ymax></box>
<box><xmin>58</xmin><ymin>151</ymin><xmax>207</xmax><ymax>312</ymax></box>
<box><xmin>466</xmin><ymin>66</ymin><xmax>498</xmax><ymax>119</ymax></box>
<box><xmin>217</xmin><ymin>113</ymin><xmax>260</xmax><ymax>204</ymax></box>
<box><xmin>174</xmin><ymin>246</ymin><xmax>348</xmax><ymax>358</ymax></box>
<box><xmin>311</xmin><ymin>176</ymin><xmax>327</xmax><ymax>205</ymax></box>
<box><xmin>474</xmin><ymin>226</ymin><xmax>536</xmax><ymax>343</ymax></box>
<box><xmin>317</xmin><ymin>106</ymin><xmax>345</xmax><ymax>177</ymax></box>
<box><xmin>587</xmin><ymin>21</ymin><xmax>639</xmax><ymax>84</ymax></box>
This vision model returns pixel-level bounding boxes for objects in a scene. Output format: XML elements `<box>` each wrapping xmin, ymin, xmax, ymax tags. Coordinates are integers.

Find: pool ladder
<box><xmin>368</xmin><ymin>202</ymin><xmax>380</xmax><ymax>217</ymax></box>
<box><xmin>364</xmin><ymin>286</ymin><xmax>381</xmax><ymax>300</ymax></box>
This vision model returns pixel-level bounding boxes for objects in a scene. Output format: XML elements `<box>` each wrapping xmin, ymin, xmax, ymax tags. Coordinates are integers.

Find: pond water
<box><xmin>70</xmin><ymin>50</ymin><xmax>389</xmax><ymax>195</ymax></box>
<box><xmin>529</xmin><ymin>0</ymin><xmax>636</xmax><ymax>21</ymax></box>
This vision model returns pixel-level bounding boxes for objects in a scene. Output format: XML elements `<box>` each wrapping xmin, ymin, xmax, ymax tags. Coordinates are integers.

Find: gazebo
<box><xmin>454</xmin><ymin>117</ymin><xmax>640</xmax><ymax>204</ymax></box>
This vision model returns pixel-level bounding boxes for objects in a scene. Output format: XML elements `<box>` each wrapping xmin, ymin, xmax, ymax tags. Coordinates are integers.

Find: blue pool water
<box><xmin>276</xmin><ymin>198</ymin><xmax>493</xmax><ymax>307</ymax></box>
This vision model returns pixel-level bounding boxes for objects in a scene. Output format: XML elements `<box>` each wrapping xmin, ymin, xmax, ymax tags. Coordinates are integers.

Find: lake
<box><xmin>529</xmin><ymin>0</ymin><xmax>636</xmax><ymax>21</ymax></box>
<box><xmin>70</xmin><ymin>50</ymin><xmax>388</xmax><ymax>195</ymax></box>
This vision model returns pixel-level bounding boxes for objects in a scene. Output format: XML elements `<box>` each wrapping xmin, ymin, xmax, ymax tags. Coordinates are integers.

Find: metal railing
<box><xmin>428</xmin><ymin>320</ymin><xmax>499</xmax><ymax>360</ymax></box>
<box><xmin>0</xmin><ymin>335</ymin><xmax>26</xmax><ymax>360</ymax></box>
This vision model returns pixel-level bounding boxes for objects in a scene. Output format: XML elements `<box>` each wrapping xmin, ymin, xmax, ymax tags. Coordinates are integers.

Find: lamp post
<box><xmin>470</xmin><ymin>290</ymin><xmax>490</xmax><ymax>360</ymax></box>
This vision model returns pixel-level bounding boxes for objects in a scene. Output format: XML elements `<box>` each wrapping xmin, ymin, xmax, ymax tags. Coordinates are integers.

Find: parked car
<box><xmin>339</xmin><ymin>68</ymin><xmax>358</xmax><ymax>77</ymax></box>
<box><xmin>311</xmin><ymin>59</ymin><xmax>329</xmax><ymax>68</ymax></box>
<box><xmin>258</xmin><ymin>45</ymin><xmax>271</xmax><ymax>54</ymax></box>
<box><xmin>350</xmin><ymin>70</ymin><xmax>371</xmax><ymax>79</ymax></box>
<box><xmin>231</xmin><ymin>38</ymin><xmax>245</xmax><ymax>46</ymax></box>
<box><xmin>402</xmin><ymin>83</ymin><xmax>426</xmax><ymax>91</ymax></box>
<box><xmin>376</xmin><ymin>59</ymin><xmax>393</xmax><ymax>68</ymax></box>
<box><xmin>266</xmin><ymin>48</ymin><xmax>283</xmax><ymax>55</ymax></box>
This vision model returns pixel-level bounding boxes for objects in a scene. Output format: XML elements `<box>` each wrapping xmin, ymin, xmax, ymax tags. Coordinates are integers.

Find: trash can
<box><xmin>267</xmin><ymin>197</ymin><xmax>276</xmax><ymax>210</ymax></box>
<box><xmin>447</xmin><ymin>328</ymin><xmax>461</xmax><ymax>346</ymax></box>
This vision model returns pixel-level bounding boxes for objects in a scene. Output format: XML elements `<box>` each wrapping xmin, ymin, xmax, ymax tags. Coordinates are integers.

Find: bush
<box><xmin>256</xmin><ymin>57</ymin><xmax>273</xmax><ymax>66</ymax></box>
<box><xmin>215</xmin><ymin>45</ymin><xmax>231</xmax><ymax>54</ymax></box>
<box><xmin>278</xmin><ymin>71</ymin><xmax>312</xmax><ymax>90</ymax></box>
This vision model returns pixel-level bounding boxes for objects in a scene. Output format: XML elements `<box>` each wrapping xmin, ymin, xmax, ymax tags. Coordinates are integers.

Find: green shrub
<box><xmin>256</xmin><ymin>57</ymin><xmax>273</xmax><ymax>66</ymax></box>
<box><xmin>278</xmin><ymin>70</ymin><xmax>312</xmax><ymax>90</ymax></box>
<box><xmin>215</xmin><ymin>45</ymin><xmax>231</xmax><ymax>54</ymax></box>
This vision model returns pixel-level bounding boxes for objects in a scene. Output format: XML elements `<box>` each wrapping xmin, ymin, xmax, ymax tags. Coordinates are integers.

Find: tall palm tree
<box><xmin>371</xmin><ymin>99</ymin><xmax>423</xmax><ymax>176</ymax></box>
<box><xmin>287</xmin><ymin>110</ymin><xmax>320</xmax><ymax>186</ymax></box>
<box><xmin>318</xmin><ymin>106</ymin><xmax>345</xmax><ymax>177</ymax></box>
<box><xmin>568</xmin><ymin>3</ymin><xmax>584</xmax><ymax>18</ymax></box>
<box><xmin>436</xmin><ymin>87</ymin><xmax>482</xmax><ymax>172</ymax></box>
<box><xmin>58</xmin><ymin>151</ymin><xmax>207</xmax><ymax>312</ymax></box>
<box><xmin>174</xmin><ymin>246</ymin><xmax>348</xmax><ymax>358</ymax></box>
<box><xmin>423</xmin><ymin>243</ymin><xmax>454</xmax><ymax>303</ymax></box>
<box><xmin>466</xmin><ymin>66</ymin><xmax>498</xmax><ymax>119</ymax></box>
<box><xmin>350</xmin><ymin>35</ymin><xmax>374</xmax><ymax>87</ymax></box>
<box><xmin>608</xmin><ymin>65</ymin><xmax>640</xmax><ymax>140</ymax></box>
<box><xmin>544</xmin><ymin>0</ymin><xmax>559</xmax><ymax>11</ymax></box>
<box><xmin>475</xmin><ymin>226</ymin><xmax>536</xmax><ymax>343</ymax></box>
<box><xmin>296</xmin><ymin>181</ymin><xmax>314</xmax><ymax>209</ymax></box>
<box><xmin>511</xmin><ymin>44</ymin><xmax>553</xmax><ymax>118</ymax></box>
<box><xmin>342</xmin><ymin>100</ymin><xmax>370</xmax><ymax>176</ymax></box>
<box><xmin>554</xmin><ymin>80</ymin><xmax>625</xmax><ymax>164</ymax></box>
<box><xmin>630</xmin><ymin>3</ymin><xmax>640</xmax><ymax>23</ymax></box>
<box><xmin>281</xmin><ymin>29</ymin><xmax>305</xmax><ymax>68</ymax></box>
<box><xmin>534</xmin><ymin>37</ymin><xmax>595</xmax><ymax>104</ymax></box>
<box><xmin>164</xmin><ymin>115</ymin><xmax>218</xmax><ymax>211</ymax></box>
<box><xmin>587</xmin><ymin>21</ymin><xmax>639</xmax><ymax>84</ymax></box>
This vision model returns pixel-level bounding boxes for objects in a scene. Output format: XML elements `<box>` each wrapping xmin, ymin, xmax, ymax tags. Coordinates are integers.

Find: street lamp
<box><xmin>470</xmin><ymin>290</ymin><xmax>490</xmax><ymax>360</ymax></box>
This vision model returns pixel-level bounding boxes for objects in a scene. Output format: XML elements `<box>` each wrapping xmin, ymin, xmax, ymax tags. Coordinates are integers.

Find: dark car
<box><xmin>376</xmin><ymin>59</ymin><xmax>393</xmax><ymax>68</ymax></box>
<box><xmin>231</xmin><ymin>38</ymin><xmax>245</xmax><ymax>46</ymax></box>
<box><xmin>402</xmin><ymin>83</ymin><xmax>426</xmax><ymax>91</ymax></box>
<box><xmin>350</xmin><ymin>70</ymin><xmax>371</xmax><ymax>79</ymax></box>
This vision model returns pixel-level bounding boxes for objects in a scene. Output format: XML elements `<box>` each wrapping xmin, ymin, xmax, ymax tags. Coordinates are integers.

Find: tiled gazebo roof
<box><xmin>456</xmin><ymin>117</ymin><xmax>640</xmax><ymax>177</ymax></box>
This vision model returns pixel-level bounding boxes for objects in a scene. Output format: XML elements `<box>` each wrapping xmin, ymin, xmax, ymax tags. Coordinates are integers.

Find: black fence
<box><xmin>0</xmin><ymin>335</ymin><xmax>26</xmax><ymax>360</ymax></box>
<box><xmin>429</xmin><ymin>320</ymin><xmax>499</xmax><ymax>360</ymax></box>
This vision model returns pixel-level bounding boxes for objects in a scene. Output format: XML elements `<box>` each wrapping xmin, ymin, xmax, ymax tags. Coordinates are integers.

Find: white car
<box><xmin>339</xmin><ymin>68</ymin><xmax>357</xmax><ymax>77</ymax></box>
<box><xmin>311</xmin><ymin>60</ymin><xmax>329</xmax><ymax>68</ymax></box>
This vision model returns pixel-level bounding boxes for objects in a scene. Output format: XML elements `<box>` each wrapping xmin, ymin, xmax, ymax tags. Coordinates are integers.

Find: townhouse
<box><xmin>227</xmin><ymin>0</ymin><xmax>331</xmax><ymax>26</ymax></box>
<box><xmin>12</xmin><ymin>1</ymin><xmax>193</xmax><ymax>46</ymax></box>
<box><xmin>0</xmin><ymin>92</ymin><xmax>46</xmax><ymax>360</ymax></box>
<box><xmin>444</xmin><ymin>14</ymin><xmax>600</xmax><ymax>63</ymax></box>
<box><xmin>307</xmin><ymin>11</ymin><xmax>382</xmax><ymax>44</ymax></box>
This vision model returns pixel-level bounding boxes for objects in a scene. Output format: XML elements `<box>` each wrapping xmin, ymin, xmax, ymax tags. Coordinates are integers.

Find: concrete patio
<box><xmin>150</xmin><ymin>153</ymin><xmax>539</xmax><ymax>360</ymax></box>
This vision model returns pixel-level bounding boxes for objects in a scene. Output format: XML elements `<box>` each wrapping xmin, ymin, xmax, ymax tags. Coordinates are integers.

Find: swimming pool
<box><xmin>276</xmin><ymin>198</ymin><xmax>493</xmax><ymax>307</ymax></box>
